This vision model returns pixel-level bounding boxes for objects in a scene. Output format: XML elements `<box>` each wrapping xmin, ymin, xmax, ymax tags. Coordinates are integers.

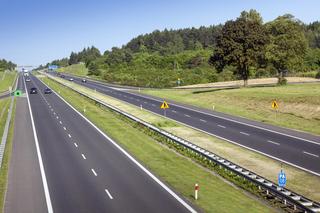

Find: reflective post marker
<box><xmin>194</xmin><ymin>183</ymin><xmax>199</xmax><ymax>200</ymax></box>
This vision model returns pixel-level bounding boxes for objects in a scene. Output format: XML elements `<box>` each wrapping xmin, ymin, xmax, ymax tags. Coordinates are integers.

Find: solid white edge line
<box><xmin>105</xmin><ymin>189</ymin><xmax>113</xmax><ymax>199</ymax></box>
<box><xmin>91</xmin><ymin>169</ymin><xmax>97</xmax><ymax>176</ymax></box>
<box><xmin>24</xmin><ymin>77</ymin><xmax>53</xmax><ymax>213</ymax></box>
<box><xmin>303</xmin><ymin>151</ymin><xmax>319</xmax><ymax>158</ymax></box>
<box><xmin>39</xmin><ymin>78</ymin><xmax>197</xmax><ymax>213</ymax></box>
<box><xmin>126</xmin><ymin>91</ymin><xmax>320</xmax><ymax>146</ymax></box>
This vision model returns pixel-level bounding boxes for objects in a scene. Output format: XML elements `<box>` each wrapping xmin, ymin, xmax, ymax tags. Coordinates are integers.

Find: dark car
<box><xmin>61</xmin><ymin>75</ymin><xmax>65</xmax><ymax>78</ymax></box>
<box><xmin>44</xmin><ymin>88</ymin><xmax>52</xmax><ymax>94</ymax></box>
<box><xmin>82</xmin><ymin>79</ymin><xmax>87</xmax><ymax>83</ymax></box>
<box><xmin>30</xmin><ymin>87</ymin><xmax>37</xmax><ymax>94</ymax></box>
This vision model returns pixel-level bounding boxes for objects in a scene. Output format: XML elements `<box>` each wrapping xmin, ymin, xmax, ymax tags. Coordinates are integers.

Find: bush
<box><xmin>316</xmin><ymin>70</ymin><xmax>320</xmax><ymax>79</ymax></box>
<box><xmin>277</xmin><ymin>77</ymin><xmax>287</xmax><ymax>85</ymax></box>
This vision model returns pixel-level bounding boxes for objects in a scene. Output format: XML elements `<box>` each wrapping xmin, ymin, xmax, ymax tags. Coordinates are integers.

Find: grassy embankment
<box><xmin>0</xmin><ymin>72</ymin><xmax>17</xmax><ymax>93</ymax></box>
<box><xmin>57</xmin><ymin>64</ymin><xmax>88</xmax><ymax>77</ymax></box>
<box><xmin>42</xmin><ymin>74</ymin><xmax>320</xmax><ymax>202</ymax></box>
<box><xmin>143</xmin><ymin>83</ymin><xmax>320</xmax><ymax>135</ymax></box>
<box><xmin>0</xmin><ymin>97</ymin><xmax>16</xmax><ymax>211</ymax></box>
<box><xmin>41</xmin><ymin>75</ymin><xmax>275</xmax><ymax>213</ymax></box>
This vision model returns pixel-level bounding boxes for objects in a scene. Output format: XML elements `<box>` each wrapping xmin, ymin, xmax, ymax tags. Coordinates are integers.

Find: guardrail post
<box><xmin>266</xmin><ymin>190</ymin><xmax>269</xmax><ymax>195</ymax></box>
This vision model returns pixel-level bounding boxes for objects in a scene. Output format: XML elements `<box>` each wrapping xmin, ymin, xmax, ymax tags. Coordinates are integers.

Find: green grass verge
<box><xmin>142</xmin><ymin>83</ymin><xmax>320</xmax><ymax>135</ymax></box>
<box><xmin>42</xmin><ymin>77</ymin><xmax>275</xmax><ymax>212</ymax></box>
<box><xmin>0</xmin><ymin>72</ymin><xmax>17</xmax><ymax>93</ymax></box>
<box><xmin>57</xmin><ymin>64</ymin><xmax>88</xmax><ymax>76</ymax></box>
<box><xmin>0</xmin><ymin>97</ymin><xmax>16</xmax><ymax>211</ymax></box>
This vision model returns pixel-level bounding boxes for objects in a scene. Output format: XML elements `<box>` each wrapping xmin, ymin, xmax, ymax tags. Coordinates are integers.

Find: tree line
<box><xmin>43</xmin><ymin>10</ymin><xmax>320</xmax><ymax>87</ymax></box>
<box><xmin>0</xmin><ymin>59</ymin><xmax>16</xmax><ymax>71</ymax></box>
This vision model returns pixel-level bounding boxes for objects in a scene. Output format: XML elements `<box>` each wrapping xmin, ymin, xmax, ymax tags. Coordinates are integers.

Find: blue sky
<box><xmin>0</xmin><ymin>0</ymin><xmax>319</xmax><ymax>66</ymax></box>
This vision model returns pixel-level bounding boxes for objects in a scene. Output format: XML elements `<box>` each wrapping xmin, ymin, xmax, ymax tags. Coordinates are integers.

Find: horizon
<box><xmin>0</xmin><ymin>0</ymin><xmax>319</xmax><ymax>66</ymax></box>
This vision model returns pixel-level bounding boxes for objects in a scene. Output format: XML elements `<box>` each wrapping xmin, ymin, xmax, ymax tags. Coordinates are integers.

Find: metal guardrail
<box><xmin>43</xmin><ymin>74</ymin><xmax>320</xmax><ymax>213</ymax></box>
<box><xmin>0</xmin><ymin>95</ymin><xmax>14</xmax><ymax>168</ymax></box>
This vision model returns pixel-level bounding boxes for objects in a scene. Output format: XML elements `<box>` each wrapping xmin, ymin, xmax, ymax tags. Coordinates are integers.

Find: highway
<box><xmin>56</xmin><ymin>73</ymin><xmax>320</xmax><ymax>176</ymax></box>
<box><xmin>13</xmin><ymin>74</ymin><xmax>195</xmax><ymax>213</ymax></box>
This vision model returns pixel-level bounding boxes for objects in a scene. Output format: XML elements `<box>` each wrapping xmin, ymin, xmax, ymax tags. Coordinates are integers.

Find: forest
<box><xmin>44</xmin><ymin>10</ymin><xmax>320</xmax><ymax>87</ymax></box>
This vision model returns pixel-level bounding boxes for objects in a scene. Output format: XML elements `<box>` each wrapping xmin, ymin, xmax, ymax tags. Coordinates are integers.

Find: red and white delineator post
<box><xmin>194</xmin><ymin>183</ymin><xmax>199</xmax><ymax>200</ymax></box>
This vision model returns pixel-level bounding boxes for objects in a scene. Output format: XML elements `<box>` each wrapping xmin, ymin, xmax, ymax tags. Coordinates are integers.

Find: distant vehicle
<box><xmin>44</xmin><ymin>88</ymin><xmax>52</xmax><ymax>94</ymax></box>
<box><xmin>25</xmin><ymin>78</ymin><xmax>31</xmax><ymax>82</ymax></box>
<box><xmin>61</xmin><ymin>75</ymin><xmax>65</xmax><ymax>78</ymax></box>
<box><xmin>82</xmin><ymin>79</ymin><xmax>87</xmax><ymax>83</ymax></box>
<box><xmin>69</xmin><ymin>78</ymin><xmax>74</xmax><ymax>81</ymax></box>
<box><xmin>30</xmin><ymin>87</ymin><xmax>37</xmax><ymax>94</ymax></box>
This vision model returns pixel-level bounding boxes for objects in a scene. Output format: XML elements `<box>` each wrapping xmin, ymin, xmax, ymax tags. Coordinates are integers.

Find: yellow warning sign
<box><xmin>272</xmin><ymin>100</ymin><xmax>279</xmax><ymax>109</ymax></box>
<box><xmin>160</xmin><ymin>101</ymin><xmax>169</xmax><ymax>109</ymax></box>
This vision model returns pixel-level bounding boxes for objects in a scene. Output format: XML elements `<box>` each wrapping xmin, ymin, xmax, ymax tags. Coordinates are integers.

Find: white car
<box><xmin>69</xmin><ymin>78</ymin><xmax>74</xmax><ymax>81</ymax></box>
<box><xmin>25</xmin><ymin>78</ymin><xmax>31</xmax><ymax>82</ymax></box>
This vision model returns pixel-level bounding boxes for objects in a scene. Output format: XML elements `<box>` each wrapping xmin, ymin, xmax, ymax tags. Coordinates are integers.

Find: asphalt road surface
<box><xmin>20</xmin><ymin>74</ymin><xmax>195</xmax><ymax>213</ymax></box>
<box><xmin>56</xmin><ymin>73</ymin><xmax>320</xmax><ymax>176</ymax></box>
<box><xmin>5</xmin><ymin>74</ymin><xmax>47</xmax><ymax>213</ymax></box>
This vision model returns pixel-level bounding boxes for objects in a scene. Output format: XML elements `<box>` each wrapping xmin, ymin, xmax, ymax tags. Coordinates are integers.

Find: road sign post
<box><xmin>160</xmin><ymin>101</ymin><xmax>169</xmax><ymax>116</ymax></box>
<box><xmin>278</xmin><ymin>169</ymin><xmax>286</xmax><ymax>188</ymax></box>
<box><xmin>194</xmin><ymin>183</ymin><xmax>199</xmax><ymax>200</ymax></box>
<box><xmin>272</xmin><ymin>100</ymin><xmax>279</xmax><ymax>121</ymax></box>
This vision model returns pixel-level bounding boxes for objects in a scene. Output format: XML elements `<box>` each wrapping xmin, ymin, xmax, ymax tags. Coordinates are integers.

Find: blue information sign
<box><xmin>278</xmin><ymin>169</ymin><xmax>286</xmax><ymax>187</ymax></box>
<box><xmin>48</xmin><ymin>65</ymin><xmax>58</xmax><ymax>70</ymax></box>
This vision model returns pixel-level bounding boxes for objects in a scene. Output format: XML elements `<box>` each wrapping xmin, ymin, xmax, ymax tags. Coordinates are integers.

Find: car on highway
<box><xmin>30</xmin><ymin>87</ymin><xmax>37</xmax><ymax>94</ymax></box>
<box><xmin>61</xmin><ymin>75</ymin><xmax>65</xmax><ymax>78</ymax></box>
<box><xmin>25</xmin><ymin>78</ymin><xmax>31</xmax><ymax>82</ymax></box>
<box><xmin>44</xmin><ymin>88</ymin><xmax>52</xmax><ymax>94</ymax></box>
<box><xmin>69</xmin><ymin>78</ymin><xmax>74</xmax><ymax>81</ymax></box>
<box><xmin>82</xmin><ymin>79</ymin><xmax>87</xmax><ymax>83</ymax></box>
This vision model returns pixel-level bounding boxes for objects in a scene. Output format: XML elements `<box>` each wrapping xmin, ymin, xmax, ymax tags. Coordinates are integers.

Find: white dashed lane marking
<box><xmin>267</xmin><ymin>140</ymin><xmax>280</xmax><ymax>146</ymax></box>
<box><xmin>200</xmin><ymin>119</ymin><xmax>207</xmax><ymax>123</ymax></box>
<box><xmin>68</xmin><ymin>134</ymin><xmax>71</xmax><ymax>138</ymax></box>
<box><xmin>303</xmin><ymin>151</ymin><xmax>319</xmax><ymax>158</ymax></box>
<box><xmin>81</xmin><ymin>154</ymin><xmax>86</xmax><ymax>159</ymax></box>
<box><xmin>184</xmin><ymin>114</ymin><xmax>191</xmax><ymax>117</ymax></box>
<box><xmin>91</xmin><ymin>169</ymin><xmax>97</xmax><ymax>176</ymax></box>
<box><xmin>240</xmin><ymin>131</ymin><xmax>250</xmax><ymax>136</ymax></box>
<box><xmin>59</xmin><ymin>121</ymin><xmax>62</xmax><ymax>124</ymax></box>
<box><xmin>74</xmin><ymin>143</ymin><xmax>78</xmax><ymax>148</ymax></box>
<box><xmin>217</xmin><ymin>125</ymin><xmax>226</xmax><ymax>128</ymax></box>
<box><xmin>105</xmin><ymin>189</ymin><xmax>114</xmax><ymax>200</ymax></box>
<box><xmin>63</xmin><ymin>127</ymin><xmax>66</xmax><ymax>130</ymax></box>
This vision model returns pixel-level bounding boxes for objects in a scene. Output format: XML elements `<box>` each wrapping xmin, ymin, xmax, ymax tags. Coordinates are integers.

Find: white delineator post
<box><xmin>194</xmin><ymin>183</ymin><xmax>199</xmax><ymax>200</ymax></box>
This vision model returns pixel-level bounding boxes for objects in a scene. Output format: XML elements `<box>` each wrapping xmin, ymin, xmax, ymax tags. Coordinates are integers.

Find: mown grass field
<box><xmin>41</xmin><ymin>76</ymin><xmax>275</xmax><ymax>213</ymax></box>
<box><xmin>0</xmin><ymin>97</ymin><xmax>15</xmax><ymax>210</ymax></box>
<box><xmin>43</xmin><ymin>74</ymin><xmax>320</xmax><ymax>202</ymax></box>
<box><xmin>57</xmin><ymin>64</ymin><xmax>88</xmax><ymax>76</ymax></box>
<box><xmin>143</xmin><ymin>83</ymin><xmax>320</xmax><ymax>135</ymax></box>
<box><xmin>0</xmin><ymin>72</ymin><xmax>17</xmax><ymax>93</ymax></box>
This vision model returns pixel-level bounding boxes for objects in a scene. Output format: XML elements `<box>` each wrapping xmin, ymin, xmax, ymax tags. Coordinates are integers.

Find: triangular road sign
<box><xmin>272</xmin><ymin>100</ymin><xmax>278</xmax><ymax>109</ymax></box>
<box><xmin>160</xmin><ymin>101</ymin><xmax>169</xmax><ymax>109</ymax></box>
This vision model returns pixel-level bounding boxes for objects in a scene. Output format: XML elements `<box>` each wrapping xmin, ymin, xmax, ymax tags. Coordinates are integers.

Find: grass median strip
<box><xmin>0</xmin><ymin>97</ymin><xmax>16</xmax><ymax>211</ymax></box>
<box><xmin>42</xmin><ymin>77</ymin><xmax>275</xmax><ymax>212</ymax></box>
